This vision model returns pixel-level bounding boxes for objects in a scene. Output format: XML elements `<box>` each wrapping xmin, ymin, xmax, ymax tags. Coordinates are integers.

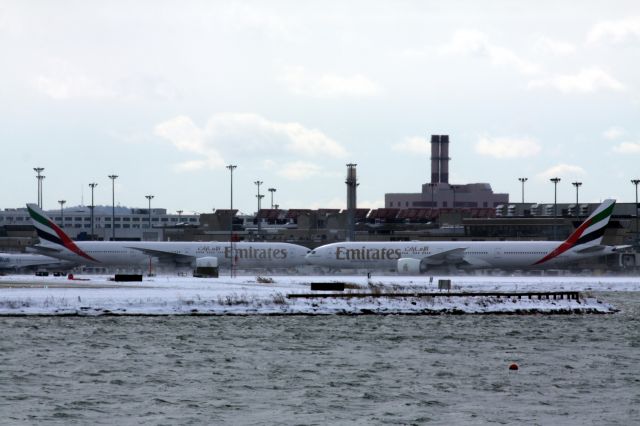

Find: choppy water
<box><xmin>0</xmin><ymin>292</ymin><xmax>639</xmax><ymax>425</ymax></box>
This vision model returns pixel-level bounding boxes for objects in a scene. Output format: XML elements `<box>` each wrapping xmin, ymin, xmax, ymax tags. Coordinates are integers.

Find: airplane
<box><xmin>0</xmin><ymin>252</ymin><xmax>74</xmax><ymax>272</ymax></box>
<box><xmin>306</xmin><ymin>199</ymin><xmax>629</xmax><ymax>273</ymax></box>
<box><xmin>26</xmin><ymin>203</ymin><xmax>310</xmax><ymax>269</ymax></box>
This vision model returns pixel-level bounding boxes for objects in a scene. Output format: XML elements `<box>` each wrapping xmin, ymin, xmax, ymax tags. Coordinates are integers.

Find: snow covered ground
<box><xmin>0</xmin><ymin>273</ymin><xmax>637</xmax><ymax>316</ymax></box>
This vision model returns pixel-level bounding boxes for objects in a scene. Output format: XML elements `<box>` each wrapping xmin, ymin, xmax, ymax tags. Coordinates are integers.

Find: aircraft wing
<box><xmin>421</xmin><ymin>247</ymin><xmax>468</xmax><ymax>265</ymax></box>
<box><xmin>126</xmin><ymin>247</ymin><xmax>196</xmax><ymax>264</ymax></box>
<box><xmin>28</xmin><ymin>245</ymin><xmax>64</xmax><ymax>255</ymax></box>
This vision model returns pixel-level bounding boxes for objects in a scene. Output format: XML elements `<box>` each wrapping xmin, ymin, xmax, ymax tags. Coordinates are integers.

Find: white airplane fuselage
<box><xmin>0</xmin><ymin>253</ymin><xmax>71</xmax><ymax>270</ymax></box>
<box><xmin>36</xmin><ymin>241</ymin><xmax>310</xmax><ymax>269</ymax></box>
<box><xmin>306</xmin><ymin>241</ymin><xmax>618</xmax><ymax>270</ymax></box>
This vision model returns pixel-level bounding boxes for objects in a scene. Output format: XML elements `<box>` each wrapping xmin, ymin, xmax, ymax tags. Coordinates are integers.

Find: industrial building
<box><xmin>385</xmin><ymin>135</ymin><xmax>509</xmax><ymax>209</ymax></box>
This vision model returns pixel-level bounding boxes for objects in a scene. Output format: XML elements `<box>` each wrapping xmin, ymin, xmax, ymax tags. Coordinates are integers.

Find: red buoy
<box><xmin>509</xmin><ymin>363</ymin><xmax>519</xmax><ymax>371</ymax></box>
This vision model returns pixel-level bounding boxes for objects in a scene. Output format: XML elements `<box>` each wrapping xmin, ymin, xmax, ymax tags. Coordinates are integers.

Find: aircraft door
<box><xmin>494</xmin><ymin>247</ymin><xmax>502</xmax><ymax>259</ymax></box>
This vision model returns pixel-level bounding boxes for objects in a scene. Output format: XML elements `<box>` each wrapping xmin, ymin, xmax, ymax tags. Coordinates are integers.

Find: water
<box><xmin>0</xmin><ymin>293</ymin><xmax>639</xmax><ymax>425</ymax></box>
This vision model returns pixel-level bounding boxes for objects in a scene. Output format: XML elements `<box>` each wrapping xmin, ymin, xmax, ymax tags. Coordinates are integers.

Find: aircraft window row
<box><xmin>466</xmin><ymin>251</ymin><xmax>488</xmax><ymax>255</ymax></box>
<box><xmin>503</xmin><ymin>251</ymin><xmax>548</xmax><ymax>255</ymax></box>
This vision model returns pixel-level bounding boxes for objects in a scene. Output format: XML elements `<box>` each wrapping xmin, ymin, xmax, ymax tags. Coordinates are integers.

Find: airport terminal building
<box><xmin>0</xmin><ymin>205</ymin><xmax>199</xmax><ymax>251</ymax></box>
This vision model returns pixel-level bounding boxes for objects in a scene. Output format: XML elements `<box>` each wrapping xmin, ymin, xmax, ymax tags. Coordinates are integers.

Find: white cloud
<box><xmin>528</xmin><ymin>68</ymin><xmax>625</xmax><ymax>93</ymax></box>
<box><xmin>155</xmin><ymin>113</ymin><xmax>347</xmax><ymax>172</ymax></box>
<box><xmin>475</xmin><ymin>136</ymin><xmax>541</xmax><ymax>159</ymax></box>
<box><xmin>440</xmin><ymin>30</ymin><xmax>540</xmax><ymax>75</ymax></box>
<box><xmin>219</xmin><ymin>3</ymin><xmax>303</xmax><ymax>42</ymax></box>
<box><xmin>536</xmin><ymin>164</ymin><xmax>586</xmax><ymax>181</ymax></box>
<box><xmin>276</xmin><ymin>161</ymin><xmax>322</xmax><ymax>180</ymax></box>
<box><xmin>279</xmin><ymin>122</ymin><xmax>348</xmax><ymax>158</ymax></box>
<box><xmin>154</xmin><ymin>115</ymin><xmax>225</xmax><ymax>172</ymax></box>
<box><xmin>612</xmin><ymin>142</ymin><xmax>640</xmax><ymax>154</ymax></box>
<box><xmin>391</xmin><ymin>137</ymin><xmax>427</xmax><ymax>154</ymax></box>
<box><xmin>32</xmin><ymin>59</ymin><xmax>177</xmax><ymax>101</ymax></box>
<box><xmin>33</xmin><ymin>65</ymin><xmax>116</xmax><ymax>100</ymax></box>
<box><xmin>587</xmin><ymin>16</ymin><xmax>640</xmax><ymax>45</ymax></box>
<box><xmin>603</xmin><ymin>126</ymin><xmax>626</xmax><ymax>140</ymax></box>
<box><xmin>533</xmin><ymin>37</ymin><xmax>576</xmax><ymax>56</ymax></box>
<box><xmin>204</xmin><ymin>113</ymin><xmax>347</xmax><ymax>158</ymax></box>
<box><xmin>282</xmin><ymin>66</ymin><xmax>382</xmax><ymax>98</ymax></box>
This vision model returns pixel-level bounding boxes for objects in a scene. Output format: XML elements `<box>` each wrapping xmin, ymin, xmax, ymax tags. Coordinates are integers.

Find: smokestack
<box><xmin>430</xmin><ymin>135</ymin><xmax>441</xmax><ymax>184</ymax></box>
<box><xmin>346</xmin><ymin>163</ymin><xmax>358</xmax><ymax>241</ymax></box>
<box><xmin>439</xmin><ymin>135</ymin><xmax>450</xmax><ymax>184</ymax></box>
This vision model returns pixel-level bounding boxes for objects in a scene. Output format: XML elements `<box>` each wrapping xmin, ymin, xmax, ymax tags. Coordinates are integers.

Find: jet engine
<box><xmin>397</xmin><ymin>257</ymin><xmax>426</xmax><ymax>274</ymax></box>
<box><xmin>194</xmin><ymin>256</ymin><xmax>219</xmax><ymax>278</ymax></box>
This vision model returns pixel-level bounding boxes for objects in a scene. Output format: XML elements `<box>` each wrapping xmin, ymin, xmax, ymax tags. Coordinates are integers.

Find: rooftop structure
<box><xmin>386</xmin><ymin>134</ymin><xmax>509</xmax><ymax>209</ymax></box>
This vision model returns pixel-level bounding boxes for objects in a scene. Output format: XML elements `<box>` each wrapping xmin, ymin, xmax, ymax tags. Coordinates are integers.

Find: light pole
<box><xmin>255</xmin><ymin>180</ymin><xmax>263</xmax><ymax>238</ymax></box>
<box><xmin>145</xmin><ymin>195</ymin><xmax>154</xmax><ymax>232</ymax></box>
<box><xmin>58</xmin><ymin>200</ymin><xmax>66</xmax><ymax>228</ymax></box>
<box><xmin>89</xmin><ymin>183</ymin><xmax>98</xmax><ymax>240</ymax></box>
<box><xmin>268</xmin><ymin>188</ymin><xmax>276</xmax><ymax>209</ymax></box>
<box><xmin>226</xmin><ymin>165</ymin><xmax>237</xmax><ymax>277</ymax></box>
<box><xmin>632</xmin><ymin>179</ymin><xmax>640</xmax><ymax>246</ymax></box>
<box><xmin>572</xmin><ymin>182</ymin><xmax>582</xmax><ymax>219</ymax></box>
<box><xmin>518</xmin><ymin>177</ymin><xmax>528</xmax><ymax>204</ymax></box>
<box><xmin>177</xmin><ymin>210</ymin><xmax>183</xmax><ymax>222</ymax></box>
<box><xmin>33</xmin><ymin>167</ymin><xmax>44</xmax><ymax>208</ymax></box>
<box><xmin>108</xmin><ymin>175</ymin><xmax>118</xmax><ymax>241</ymax></box>
<box><xmin>550</xmin><ymin>177</ymin><xmax>561</xmax><ymax>239</ymax></box>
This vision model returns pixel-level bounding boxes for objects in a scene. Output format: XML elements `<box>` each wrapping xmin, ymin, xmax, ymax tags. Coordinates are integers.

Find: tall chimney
<box><xmin>346</xmin><ymin>163</ymin><xmax>358</xmax><ymax>241</ymax></box>
<box><xmin>439</xmin><ymin>135</ymin><xmax>450</xmax><ymax>184</ymax></box>
<box><xmin>430</xmin><ymin>135</ymin><xmax>441</xmax><ymax>184</ymax></box>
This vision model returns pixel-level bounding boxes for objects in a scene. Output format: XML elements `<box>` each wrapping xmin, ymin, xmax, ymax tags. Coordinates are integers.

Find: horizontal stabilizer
<box><xmin>29</xmin><ymin>245</ymin><xmax>63</xmax><ymax>254</ymax></box>
<box><xmin>575</xmin><ymin>245</ymin><xmax>606</xmax><ymax>254</ymax></box>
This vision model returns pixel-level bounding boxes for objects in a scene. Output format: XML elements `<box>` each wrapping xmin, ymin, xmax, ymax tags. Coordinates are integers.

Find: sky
<box><xmin>1</xmin><ymin>1</ymin><xmax>639</xmax><ymax>214</ymax></box>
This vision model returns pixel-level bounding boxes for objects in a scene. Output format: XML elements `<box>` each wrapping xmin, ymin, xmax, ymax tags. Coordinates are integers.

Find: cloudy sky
<box><xmin>2</xmin><ymin>1</ymin><xmax>639</xmax><ymax>214</ymax></box>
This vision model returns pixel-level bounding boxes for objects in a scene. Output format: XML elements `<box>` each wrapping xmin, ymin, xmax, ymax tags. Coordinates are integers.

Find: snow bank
<box><xmin>0</xmin><ymin>274</ymin><xmax>627</xmax><ymax>316</ymax></box>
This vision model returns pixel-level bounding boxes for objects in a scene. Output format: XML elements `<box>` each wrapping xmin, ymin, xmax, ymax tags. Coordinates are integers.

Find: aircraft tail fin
<box><xmin>535</xmin><ymin>199</ymin><xmax>615</xmax><ymax>265</ymax></box>
<box><xmin>26</xmin><ymin>204</ymin><xmax>96</xmax><ymax>262</ymax></box>
<box><xmin>565</xmin><ymin>199</ymin><xmax>616</xmax><ymax>248</ymax></box>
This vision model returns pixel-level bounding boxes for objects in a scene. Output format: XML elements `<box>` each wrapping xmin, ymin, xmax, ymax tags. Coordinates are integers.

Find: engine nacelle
<box><xmin>196</xmin><ymin>256</ymin><xmax>218</xmax><ymax>268</ymax></box>
<box><xmin>397</xmin><ymin>257</ymin><xmax>425</xmax><ymax>274</ymax></box>
<box><xmin>194</xmin><ymin>256</ymin><xmax>219</xmax><ymax>278</ymax></box>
